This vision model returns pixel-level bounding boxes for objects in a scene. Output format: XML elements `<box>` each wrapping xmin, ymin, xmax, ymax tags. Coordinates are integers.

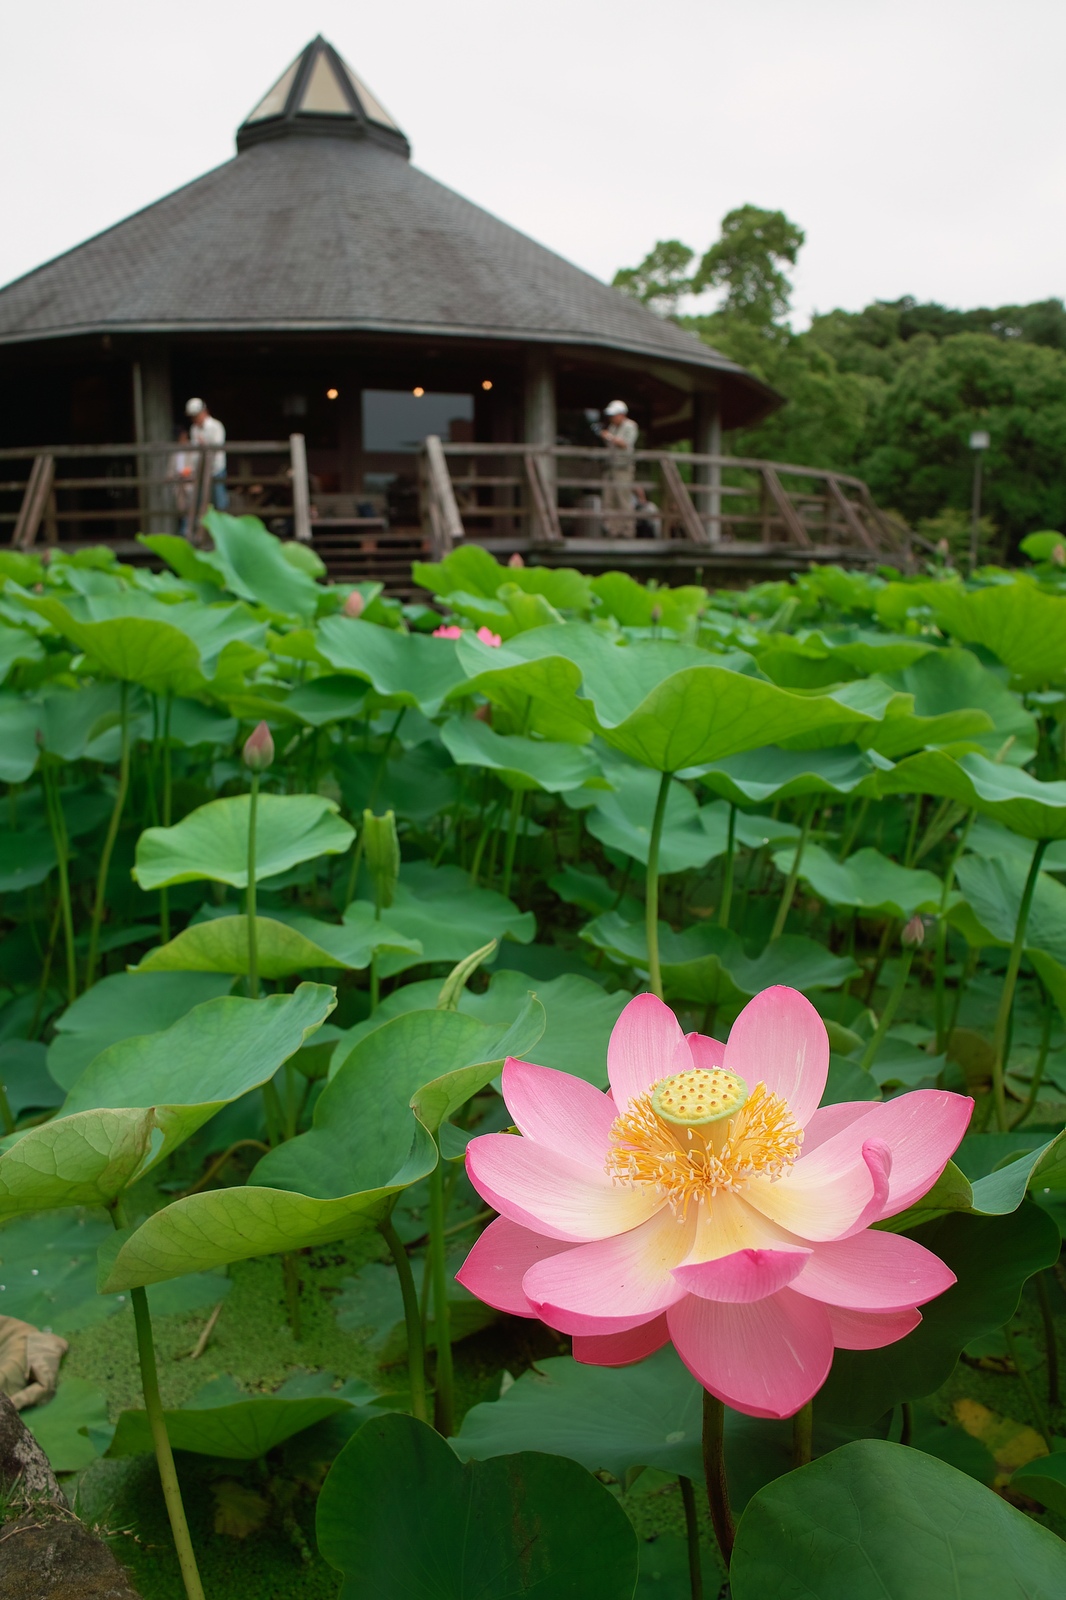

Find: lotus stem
<box><xmin>368</xmin><ymin>706</ymin><xmax>406</xmax><ymax>811</ymax></box>
<box><xmin>902</xmin><ymin>795</ymin><xmax>923</xmax><ymax>868</ymax></box>
<box><xmin>110</xmin><ymin>1204</ymin><xmax>205</xmax><ymax>1600</ymax></box>
<box><xmin>839</xmin><ymin>794</ymin><xmax>869</xmax><ymax>859</ymax></box>
<box><xmin>1036</xmin><ymin>1272</ymin><xmax>1060</xmax><ymax>1408</ymax></box>
<box><xmin>858</xmin><ymin>944</ymin><xmax>916</xmax><ymax>1075</ymax></box>
<box><xmin>161</xmin><ymin>690</ymin><xmax>172</xmax><ymax>943</ymax></box>
<box><xmin>1011</xmin><ymin>979</ymin><xmax>1053</xmax><ymax>1130</ymax></box>
<box><xmin>42</xmin><ymin>765</ymin><xmax>77</xmax><ymax>1004</ymax></box>
<box><xmin>793</xmin><ymin>1400</ymin><xmax>813</xmax><ymax>1468</ymax></box>
<box><xmin>428</xmin><ymin>1141</ymin><xmax>455</xmax><ymax>1436</ymax></box>
<box><xmin>381</xmin><ymin>1216</ymin><xmax>428</xmax><ymax>1424</ymax></box>
<box><xmin>678</xmin><ymin>1474</ymin><xmax>703</xmax><ymax>1600</ymax></box>
<box><xmin>1004</xmin><ymin>1319</ymin><xmax>1053</xmax><ymax>1452</ymax></box>
<box><xmin>934</xmin><ymin>810</ymin><xmax>974</xmax><ymax>1052</ymax></box>
<box><xmin>718</xmin><ymin>803</ymin><xmax>737</xmax><ymax>927</ymax></box>
<box><xmin>501</xmin><ymin>787</ymin><xmax>523</xmax><ymax>900</ymax></box>
<box><xmin>991</xmin><ymin>838</ymin><xmax>1048</xmax><ymax>1131</ymax></box>
<box><xmin>646</xmin><ymin>771</ymin><xmax>672</xmax><ymax>1000</ymax></box>
<box><xmin>899</xmin><ymin>1401</ymin><xmax>913</xmax><ymax>1446</ymax></box>
<box><xmin>86</xmin><ymin>680</ymin><xmax>131</xmax><ymax>987</ymax></box>
<box><xmin>246</xmin><ymin>770</ymin><xmax>260</xmax><ymax>999</ymax></box>
<box><xmin>770</xmin><ymin>796</ymin><xmax>815</xmax><ymax>942</ymax></box>
<box><xmin>701</xmin><ymin>1389</ymin><xmax>734</xmax><ymax>1569</ymax></box>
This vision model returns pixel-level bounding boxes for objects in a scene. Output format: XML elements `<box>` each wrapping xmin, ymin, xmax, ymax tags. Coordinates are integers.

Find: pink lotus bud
<box><xmin>476</xmin><ymin>627</ymin><xmax>502</xmax><ymax>647</ymax></box>
<box><xmin>508</xmin><ymin>552</ymin><xmax>525</xmax><ymax>568</ymax></box>
<box><xmin>433</xmin><ymin>624</ymin><xmax>463</xmax><ymax>640</ymax></box>
<box><xmin>242</xmin><ymin>720</ymin><xmax>274</xmax><ymax>772</ymax></box>
<box><xmin>901</xmin><ymin>914</ymin><xmax>926</xmax><ymax>948</ymax></box>
<box><xmin>474</xmin><ymin>702</ymin><xmax>492</xmax><ymax>723</ymax></box>
<box><xmin>343</xmin><ymin>590</ymin><xmax>365</xmax><ymax>618</ymax></box>
<box><xmin>1052</xmin><ymin>543</ymin><xmax>1066</xmax><ymax>567</ymax></box>
<box><xmin>936</xmin><ymin>538</ymin><xmax>950</xmax><ymax>557</ymax></box>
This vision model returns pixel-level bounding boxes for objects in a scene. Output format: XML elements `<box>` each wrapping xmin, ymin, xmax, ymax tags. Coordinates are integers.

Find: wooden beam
<box><xmin>423</xmin><ymin>434</ymin><xmax>465</xmax><ymax>556</ymax></box>
<box><xmin>660</xmin><ymin>456</ymin><xmax>709</xmax><ymax>545</ymax></box>
<box><xmin>289</xmin><ymin>433</ymin><xmax>312</xmax><ymax>543</ymax></box>
<box><xmin>12</xmin><ymin>455</ymin><xmax>54</xmax><ymax>550</ymax></box>
<box><xmin>760</xmin><ymin>465</ymin><xmax>812</xmax><ymax>547</ymax></box>
<box><xmin>524</xmin><ymin>451</ymin><xmax>563</xmax><ymax>544</ymax></box>
<box><xmin>825</xmin><ymin>474</ymin><xmax>876</xmax><ymax>550</ymax></box>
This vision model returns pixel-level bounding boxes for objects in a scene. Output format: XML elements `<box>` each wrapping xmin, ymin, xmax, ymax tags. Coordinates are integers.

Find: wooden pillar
<box><xmin>693</xmin><ymin>389</ymin><xmax>722</xmax><ymax>543</ymax></box>
<box><xmin>523</xmin><ymin>347</ymin><xmax>556</xmax><ymax>525</ymax></box>
<box><xmin>135</xmin><ymin>344</ymin><xmax>173</xmax><ymax>533</ymax></box>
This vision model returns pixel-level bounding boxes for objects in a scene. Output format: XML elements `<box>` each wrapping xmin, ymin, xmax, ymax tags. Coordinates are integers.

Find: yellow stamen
<box><xmin>606</xmin><ymin>1069</ymin><xmax>802</xmax><ymax>1217</ymax></box>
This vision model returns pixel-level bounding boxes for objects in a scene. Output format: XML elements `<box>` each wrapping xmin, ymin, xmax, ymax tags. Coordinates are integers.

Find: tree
<box><xmin>612</xmin><ymin>241</ymin><xmax>695</xmax><ymax>317</ymax></box>
<box><xmin>692</xmin><ymin>205</ymin><xmax>805</xmax><ymax>328</ymax></box>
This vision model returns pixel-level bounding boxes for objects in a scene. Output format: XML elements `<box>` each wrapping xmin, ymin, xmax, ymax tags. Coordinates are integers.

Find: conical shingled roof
<box><xmin>0</xmin><ymin>38</ymin><xmax>776</xmax><ymax>424</ymax></box>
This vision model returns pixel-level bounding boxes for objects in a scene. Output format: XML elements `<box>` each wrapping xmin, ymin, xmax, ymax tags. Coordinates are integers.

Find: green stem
<box><xmin>900</xmin><ymin>1401</ymin><xmax>913</xmax><ymax>1447</ymax></box>
<box><xmin>343</xmin><ymin>834</ymin><xmax>365</xmax><ymax>908</ymax></box>
<box><xmin>902</xmin><ymin>795</ymin><xmax>923</xmax><ymax>869</ymax></box>
<box><xmin>428</xmin><ymin>1143</ymin><xmax>455</xmax><ymax>1436</ymax></box>
<box><xmin>701</xmin><ymin>1390</ymin><xmax>734</xmax><ymax>1570</ymax></box>
<box><xmin>368</xmin><ymin>707</ymin><xmax>406</xmax><ymax>811</ymax></box>
<box><xmin>991</xmin><ymin>839</ymin><xmax>1048</xmax><ymax>1131</ymax></box>
<box><xmin>381</xmin><ymin>1217</ymin><xmax>428</xmax><ymax>1424</ymax></box>
<box><xmin>858</xmin><ymin>946</ymin><xmax>916</xmax><ymax>1074</ymax></box>
<box><xmin>770</xmin><ymin>798</ymin><xmax>815</xmax><ymax>942</ymax></box>
<box><xmin>1011</xmin><ymin>980</ymin><xmax>1053</xmax><ymax>1130</ymax></box>
<box><xmin>370</xmin><ymin>950</ymin><xmax>380</xmax><ymax>1012</ymax></box>
<box><xmin>1004</xmin><ymin>1319</ymin><xmax>1053</xmax><ymax>1451</ymax></box>
<box><xmin>86</xmin><ymin>680</ymin><xmax>131</xmax><ymax>987</ymax></box>
<box><xmin>934</xmin><ymin>811</ymin><xmax>974</xmax><ymax>1052</ymax></box>
<box><xmin>111</xmin><ymin>1205</ymin><xmax>205</xmax><ymax>1600</ymax></box>
<box><xmin>161</xmin><ymin>691</ymin><xmax>172</xmax><ymax>944</ymax></box>
<box><xmin>501</xmin><ymin>787</ymin><xmax>524</xmax><ymax>901</ymax></box>
<box><xmin>678</xmin><ymin>1475</ymin><xmax>703</xmax><ymax>1600</ymax></box>
<box><xmin>42</xmin><ymin>766</ymin><xmax>77</xmax><ymax>1004</ymax></box>
<box><xmin>792</xmin><ymin>1400</ymin><xmax>813</xmax><ymax>1468</ymax></box>
<box><xmin>246</xmin><ymin>771</ymin><xmax>260</xmax><ymax>998</ymax></box>
<box><xmin>718</xmin><ymin>803</ymin><xmax>736</xmax><ymax>928</ymax></box>
<box><xmin>646</xmin><ymin>771</ymin><xmax>673</xmax><ymax>1000</ymax></box>
<box><xmin>1036</xmin><ymin>1272</ymin><xmax>1060</xmax><ymax>1408</ymax></box>
<box><xmin>839</xmin><ymin>794</ymin><xmax>869</xmax><ymax>859</ymax></box>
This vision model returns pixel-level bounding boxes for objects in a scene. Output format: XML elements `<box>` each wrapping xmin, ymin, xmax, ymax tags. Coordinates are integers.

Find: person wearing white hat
<box><xmin>185</xmin><ymin>398</ymin><xmax>229</xmax><ymax>513</ymax></box>
<box><xmin>599</xmin><ymin>400</ymin><xmax>639</xmax><ymax>538</ymax></box>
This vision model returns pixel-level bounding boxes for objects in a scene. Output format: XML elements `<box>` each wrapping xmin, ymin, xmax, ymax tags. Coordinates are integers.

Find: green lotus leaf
<box><xmin>23</xmin><ymin>1377</ymin><xmax>110</xmax><ymax>1473</ymax></box>
<box><xmin>106</xmin><ymin>1379</ymin><xmax>357</xmax><ymax>1460</ymax></box>
<box><xmin>0</xmin><ymin>695</ymin><xmax>44</xmax><ymax>782</ymax></box>
<box><xmin>134</xmin><ymin>911</ymin><xmax>418</xmax><ymax>978</ymax></box>
<box><xmin>693</xmin><ymin>744</ymin><xmax>885</xmax><ymax>804</ymax></box>
<box><xmin>133</xmin><ymin>792</ymin><xmax>354</xmax><ymax>890</ymax></box>
<box><xmin>953</xmin><ymin>853</ymin><xmax>1066</xmax><ymax>963</ymax></box>
<box><xmin>0</xmin><ymin>828</ymin><xmax>59</xmax><ymax>892</ymax></box>
<box><xmin>441</xmin><ymin>716</ymin><xmax>603</xmax><ymax>793</ymax></box>
<box><xmin>137</xmin><ymin>533</ymin><xmax>227</xmax><ymax>587</ymax></box>
<box><xmin>316</xmin><ymin>1414</ymin><xmax>639</xmax><ymax>1600</ymax></box>
<box><xmin>1011</xmin><ymin>1451</ymin><xmax>1066</xmax><ymax>1517</ymax></box>
<box><xmin>729</xmin><ymin>1439</ymin><xmax>1066</xmax><ymax>1600</ymax></box>
<box><xmin>372</xmin><ymin>862</ymin><xmax>535</xmax><ymax>979</ymax></box>
<box><xmin>15</xmin><ymin>592</ymin><xmax>209</xmax><ymax>695</ymax></box>
<box><xmin>0</xmin><ymin>624</ymin><xmax>44</xmax><ymax>684</ymax></box>
<box><xmin>879</xmin><ymin>749</ymin><xmax>1066</xmax><ymax>840</ymax></box>
<box><xmin>199</xmin><ymin>511</ymin><xmax>322</xmax><ymax>619</ymax></box>
<box><xmin>315</xmin><ymin>616</ymin><xmax>468</xmax><ymax>716</ymax></box>
<box><xmin>584</xmin><ymin>765</ymin><xmax>716</xmax><ymax>872</ymax></box>
<box><xmin>47</xmin><ymin>971</ymin><xmax>235</xmax><ymax>1090</ymax></box>
<box><xmin>774</xmin><ymin>843</ymin><xmax>944</xmax><ymax>919</ymax></box>
<box><xmin>590</xmin><ymin>571</ymin><xmax>705</xmax><ymax>631</ymax></box>
<box><xmin>922</xmin><ymin>578</ymin><xmax>1066</xmax><ymax>689</ymax></box>
<box><xmin>882</xmin><ymin>646</ymin><xmax>1037</xmax><ymax>764</ymax></box>
<box><xmin>276</xmin><ymin>675</ymin><xmax>369</xmax><ymax>727</ymax></box>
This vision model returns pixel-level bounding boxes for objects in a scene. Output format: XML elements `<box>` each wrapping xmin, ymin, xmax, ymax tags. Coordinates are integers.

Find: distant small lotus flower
<box><xmin>458</xmin><ymin>988</ymin><xmax>971</xmax><ymax>1419</ymax></box>
<box><xmin>242</xmin><ymin>721</ymin><xmax>274</xmax><ymax>772</ymax></box>
<box><xmin>433</xmin><ymin>624</ymin><xmax>463</xmax><ymax>640</ymax></box>
<box><xmin>476</xmin><ymin>627</ymin><xmax>502</xmax><ymax>647</ymax></box>
<box><xmin>901</xmin><ymin>914</ymin><xmax>927</xmax><ymax>948</ymax></box>
<box><xmin>508</xmin><ymin>552</ymin><xmax>525</xmax><ymax>568</ymax></box>
<box><xmin>474</xmin><ymin>703</ymin><xmax>492</xmax><ymax>723</ymax></box>
<box><xmin>342</xmin><ymin>591</ymin><xmax>365</xmax><ymax>618</ymax></box>
<box><xmin>1052</xmin><ymin>543</ymin><xmax>1066</xmax><ymax>567</ymax></box>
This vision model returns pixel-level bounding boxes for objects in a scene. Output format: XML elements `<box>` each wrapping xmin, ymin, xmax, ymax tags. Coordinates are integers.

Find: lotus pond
<box><xmin>2</xmin><ymin>516</ymin><xmax>1066</xmax><ymax>1599</ymax></box>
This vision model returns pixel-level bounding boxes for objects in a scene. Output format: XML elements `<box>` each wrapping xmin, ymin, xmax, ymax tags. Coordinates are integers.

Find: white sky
<box><xmin>1</xmin><ymin>0</ymin><xmax>1062</xmax><ymax>327</ymax></box>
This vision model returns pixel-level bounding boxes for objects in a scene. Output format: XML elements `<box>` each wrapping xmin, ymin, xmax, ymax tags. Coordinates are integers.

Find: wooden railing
<box><xmin>2</xmin><ymin>437</ymin><xmax>314</xmax><ymax>549</ymax></box>
<box><xmin>420</xmin><ymin>441</ymin><xmax>912</xmax><ymax>564</ymax></box>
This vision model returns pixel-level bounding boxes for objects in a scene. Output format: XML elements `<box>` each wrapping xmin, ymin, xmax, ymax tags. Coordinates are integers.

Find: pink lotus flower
<box><xmin>433</xmin><ymin>624</ymin><xmax>463</xmax><ymax>639</ymax></box>
<box><xmin>342</xmin><ymin>590</ymin><xmax>365</xmax><ymax>619</ymax></box>
<box><xmin>476</xmin><ymin>627</ymin><xmax>502</xmax><ymax>647</ymax></box>
<box><xmin>457</xmin><ymin>989</ymin><xmax>971</xmax><ymax>1418</ymax></box>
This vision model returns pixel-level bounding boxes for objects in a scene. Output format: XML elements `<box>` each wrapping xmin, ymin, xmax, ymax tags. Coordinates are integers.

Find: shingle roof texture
<box><xmin>0</xmin><ymin>135</ymin><xmax>755</xmax><ymax>389</ymax></box>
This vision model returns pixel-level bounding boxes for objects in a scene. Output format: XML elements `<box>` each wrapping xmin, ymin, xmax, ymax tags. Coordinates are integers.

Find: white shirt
<box><xmin>191</xmin><ymin>415</ymin><xmax>226</xmax><ymax>477</ymax></box>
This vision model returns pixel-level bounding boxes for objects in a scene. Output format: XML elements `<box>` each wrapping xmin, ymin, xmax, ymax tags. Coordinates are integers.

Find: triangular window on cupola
<box><xmin>245</xmin><ymin>54</ymin><xmax>300</xmax><ymax>123</ymax></box>
<box><xmin>297</xmin><ymin>50</ymin><xmax>354</xmax><ymax>116</ymax></box>
<box><xmin>341</xmin><ymin>60</ymin><xmax>401</xmax><ymax>131</ymax></box>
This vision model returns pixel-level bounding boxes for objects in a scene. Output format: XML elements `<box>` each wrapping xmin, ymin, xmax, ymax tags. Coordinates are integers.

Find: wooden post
<box><xmin>523</xmin><ymin>347</ymin><xmax>556</xmax><ymax>538</ymax></box>
<box><xmin>423</xmin><ymin>435</ymin><xmax>465</xmax><ymax>555</ymax></box>
<box><xmin>693</xmin><ymin>390</ymin><xmax>722</xmax><ymax>543</ymax></box>
<box><xmin>289</xmin><ymin>433</ymin><xmax>312</xmax><ymax>542</ymax></box>
<box><xmin>12</xmin><ymin>454</ymin><xmax>55</xmax><ymax>550</ymax></box>
<box><xmin>138</xmin><ymin>345</ymin><xmax>173</xmax><ymax>533</ymax></box>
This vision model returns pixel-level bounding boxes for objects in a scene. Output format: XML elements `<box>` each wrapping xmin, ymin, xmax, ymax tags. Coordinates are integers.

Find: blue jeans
<box><xmin>211</xmin><ymin>478</ymin><xmax>229</xmax><ymax>511</ymax></box>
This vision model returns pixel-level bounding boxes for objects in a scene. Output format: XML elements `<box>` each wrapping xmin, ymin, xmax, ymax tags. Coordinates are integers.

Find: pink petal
<box><xmin>668</xmin><ymin>1288</ymin><xmax>835</xmax><ymax>1419</ymax></box>
<box><xmin>686</xmin><ymin>1189</ymin><xmax>798</xmax><ymax>1261</ymax></box>
<box><xmin>501</xmin><ymin>1058</ymin><xmax>616</xmax><ymax>1168</ymax></box>
<box><xmin>455</xmin><ymin>1217</ymin><xmax>578</xmax><ymax>1317</ymax></box>
<box><xmin>466</xmin><ymin>1134</ymin><xmax>660</xmax><ymax>1242</ymax></box>
<box><xmin>672</xmin><ymin>1245</ymin><xmax>811</xmax><ymax>1302</ymax></box>
<box><xmin>791</xmin><ymin>1228</ymin><xmax>955</xmax><ymax>1312</ymax></box>
<box><xmin>724</xmin><ymin>987</ymin><xmax>828</xmax><ymax>1129</ymax></box>
<box><xmin>801</xmin><ymin>1101</ymin><xmax>876</xmax><ymax>1153</ymax></box>
<box><xmin>607</xmin><ymin>993</ymin><xmax>685</xmax><ymax>1111</ymax></box>
<box><xmin>798</xmin><ymin>1090</ymin><xmax>972</xmax><ymax>1219</ymax></box>
<box><xmin>826</xmin><ymin>1303</ymin><xmax>922</xmax><ymax>1349</ymax></box>
<box><xmin>524</xmin><ymin>1205</ymin><xmax>695</xmax><ymax>1331</ymax></box>
<box><xmin>573</xmin><ymin>1315</ymin><xmax>670</xmax><ymax>1367</ymax></box>
<box><xmin>687</xmin><ymin>1032</ymin><xmax>726</xmax><ymax>1069</ymax></box>
<box><xmin>744</xmin><ymin>1134</ymin><xmax>879</xmax><ymax>1240</ymax></box>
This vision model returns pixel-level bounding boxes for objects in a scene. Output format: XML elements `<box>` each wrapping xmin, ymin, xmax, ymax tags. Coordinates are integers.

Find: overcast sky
<box><xmin>2</xmin><ymin>0</ymin><xmax>1062</xmax><ymax>327</ymax></box>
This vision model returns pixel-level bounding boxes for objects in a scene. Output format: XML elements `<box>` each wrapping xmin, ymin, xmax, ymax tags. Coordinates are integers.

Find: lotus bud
<box><xmin>650</xmin><ymin>604</ymin><xmax>662</xmax><ymax>625</ymax></box>
<box><xmin>474</xmin><ymin>702</ymin><xmax>492</xmax><ymax>723</ymax></box>
<box><xmin>363</xmin><ymin>809</ymin><xmax>400</xmax><ymax>910</ymax></box>
<box><xmin>343</xmin><ymin>590</ymin><xmax>365</xmax><ymax>618</ymax></box>
<box><xmin>508</xmin><ymin>552</ymin><xmax>525</xmax><ymax>568</ymax></box>
<box><xmin>1052</xmin><ymin>543</ymin><xmax>1066</xmax><ymax>567</ymax></box>
<box><xmin>242</xmin><ymin>721</ymin><xmax>274</xmax><ymax>772</ymax></box>
<box><xmin>936</xmin><ymin>538</ymin><xmax>950</xmax><ymax>558</ymax></box>
<box><xmin>901</xmin><ymin>914</ymin><xmax>927</xmax><ymax>949</ymax></box>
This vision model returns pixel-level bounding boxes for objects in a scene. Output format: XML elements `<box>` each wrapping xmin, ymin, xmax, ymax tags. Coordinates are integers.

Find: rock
<box><xmin>0</xmin><ymin>1394</ymin><xmax>142</xmax><ymax>1599</ymax></box>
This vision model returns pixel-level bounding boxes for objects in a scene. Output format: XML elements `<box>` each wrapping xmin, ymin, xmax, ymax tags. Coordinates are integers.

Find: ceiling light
<box><xmin>482</xmin><ymin>380</ymin><xmax>493</xmax><ymax>390</ymax></box>
<box><xmin>413</xmin><ymin>386</ymin><xmax>425</xmax><ymax>397</ymax></box>
<box><xmin>326</xmin><ymin>387</ymin><xmax>339</xmax><ymax>400</ymax></box>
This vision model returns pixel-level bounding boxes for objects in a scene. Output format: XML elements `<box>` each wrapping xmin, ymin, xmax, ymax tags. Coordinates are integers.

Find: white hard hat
<box><xmin>604</xmin><ymin>400</ymin><xmax>628</xmax><ymax>416</ymax></box>
<box><xmin>185</xmin><ymin>397</ymin><xmax>206</xmax><ymax>417</ymax></box>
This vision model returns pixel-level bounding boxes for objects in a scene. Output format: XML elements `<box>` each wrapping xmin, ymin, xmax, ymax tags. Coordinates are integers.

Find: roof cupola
<box><xmin>237</xmin><ymin>36</ymin><xmax>409</xmax><ymax>157</ymax></box>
